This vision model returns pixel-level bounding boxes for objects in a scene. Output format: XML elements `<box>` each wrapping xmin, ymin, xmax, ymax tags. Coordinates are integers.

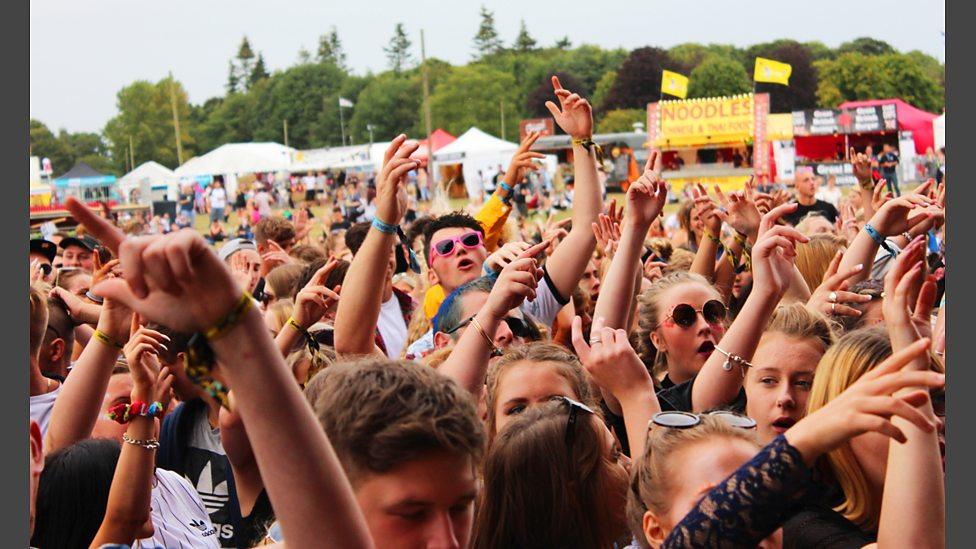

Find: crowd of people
<box><xmin>28</xmin><ymin>74</ymin><xmax>946</xmax><ymax>548</ymax></box>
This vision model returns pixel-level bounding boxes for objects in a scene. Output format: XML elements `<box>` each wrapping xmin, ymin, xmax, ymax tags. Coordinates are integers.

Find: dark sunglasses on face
<box><xmin>660</xmin><ymin>299</ymin><xmax>727</xmax><ymax>329</ymax></box>
<box><xmin>446</xmin><ymin>314</ymin><xmax>538</xmax><ymax>340</ymax></box>
<box><xmin>39</xmin><ymin>263</ymin><xmax>52</xmax><ymax>276</ymax></box>
<box><xmin>430</xmin><ymin>231</ymin><xmax>484</xmax><ymax>265</ymax></box>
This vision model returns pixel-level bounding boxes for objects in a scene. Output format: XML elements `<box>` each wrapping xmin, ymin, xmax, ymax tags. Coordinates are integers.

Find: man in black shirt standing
<box><xmin>783</xmin><ymin>169</ymin><xmax>839</xmax><ymax>226</ymax></box>
<box><xmin>878</xmin><ymin>143</ymin><xmax>901</xmax><ymax>196</ymax></box>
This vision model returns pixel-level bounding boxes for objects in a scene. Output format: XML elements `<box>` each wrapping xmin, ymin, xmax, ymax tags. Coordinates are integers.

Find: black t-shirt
<box><xmin>655</xmin><ymin>376</ymin><xmax>747</xmax><ymax>413</ymax></box>
<box><xmin>878</xmin><ymin>151</ymin><xmax>900</xmax><ymax>175</ymax></box>
<box><xmin>784</xmin><ymin>200</ymin><xmax>839</xmax><ymax>226</ymax></box>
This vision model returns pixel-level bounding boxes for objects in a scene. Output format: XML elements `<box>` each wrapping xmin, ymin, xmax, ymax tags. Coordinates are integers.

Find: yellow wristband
<box><xmin>203</xmin><ymin>292</ymin><xmax>255</xmax><ymax>341</ymax></box>
<box><xmin>93</xmin><ymin>329</ymin><xmax>123</xmax><ymax>349</ymax></box>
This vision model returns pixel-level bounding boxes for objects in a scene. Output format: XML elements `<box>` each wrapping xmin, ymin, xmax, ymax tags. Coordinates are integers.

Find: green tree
<box><xmin>687</xmin><ymin>55</ymin><xmax>751</xmax><ymax>98</ymax></box>
<box><xmin>62</xmin><ymin>131</ymin><xmax>114</xmax><ymax>173</ymax></box>
<box><xmin>349</xmin><ymin>73</ymin><xmax>422</xmax><ymax>142</ymax></box>
<box><xmin>227</xmin><ymin>36</ymin><xmax>256</xmax><ymax>93</ymax></box>
<box><xmin>837</xmin><ymin>37</ymin><xmax>896</xmax><ymax>57</ymax></box>
<box><xmin>473</xmin><ymin>5</ymin><xmax>503</xmax><ymax>59</ymax></box>
<box><xmin>248</xmin><ymin>53</ymin><xmax>270</xmax><ymax>89</ymax></box>
<box><xmin>602</xmin><ymin>47</ymin><xmax>681</xmax><ymax>110</ymax></box>
<box><xmin>513</xmin><ymin>19</ymin><xmax>537</xmax><ymax>53</ymax></box>
<box><xmin>226</xmin><ymin>60</ymin><xmax>240</xmax><ymax>94</ymax></box>
<box><xmin>746</xmin><ymin>40</ymin><xmax>818</xmax><ymax>112</ymax></box>
<box><xmin>249</xmin><ymin>63</ymin><xmax>348</xmax><ymax>148</ymax></box>
<box><xmin>196</xmin><ymin>92</ymin><xmax>259</xmax><ymax>152</ymax></box>
<box><xmin>318</xmin><ymin>27</ymin><xmax>347</xmax><ymax>69</ymax></box>
<box><xmin>592</xmin><ymin>70</ymin><xmax>617</xmax><ymax>111</ymax></box>
<box><xmin>385</xmin><ymin>23</ymin><xmax>414</xmax><ymax>73</ymax></box>
<box><xmin>297</xmin><ymin>46</ymin><xmax>313</xmax><ymax>65</ymax></box>
<box><xmin>597</xmin><ymin>109</ymin><xmax>645</xmax><ymax>134</ymax></box>
<box><xmin>815</xmin><ymin>53</ymin><xmax>943</xmax><ymax>112</ymax></box>
<box><xmin>103</xmin><ymin>77</ymin><xmax>194</xmax><ymax>171</ymax></box>
<box><xmin>29</xmin><ymin>119</ymin><xmax>73</xmax><ymax>174</ymax></box>
<box><xmin>429</xmin><ymin>65</ymin><xmax>518</xmax><ymax>137</ymax></box>
<box><xmin>803</xmin><ymin>41</ymin><xmax>834</xmax><ymax>61</ymax></box>
<box><xmin>554</xmin><ymin>36</ymin><xmax>572</xmax><ymax>50</ymax></box>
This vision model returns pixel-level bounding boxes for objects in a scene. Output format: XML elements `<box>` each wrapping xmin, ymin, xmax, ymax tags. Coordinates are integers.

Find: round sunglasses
<box><xmin>659</xmin><ymin>299</ymin><xmax>727</xmax><ymax>329</ymax></box>
<box><xmin>650</xmin><ymin>410</ymin><xmax>757</xmax><ymax>430</ymax></box>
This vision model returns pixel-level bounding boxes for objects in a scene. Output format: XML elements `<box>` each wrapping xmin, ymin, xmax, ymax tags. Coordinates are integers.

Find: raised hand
<box><xmin>376</xmin><ymin>134</ymin><xmax>420</xmax><ymax>226</ymax></box>
<box><xmin>808</xmin><ymin>250</ymin><xmax>871</xmax><ymax>318</ymax></box>
<box><xmin>260</xmin><ymin>240</ymin><xmax>294</xmax><ymax>277</ymax></box>
<box><xmin>544</xmin><ymin>75</ymin><xmax>593</xmax><ymax>139</ymax></box>
<box><xmin>591</xmin><ymin>213</ymin><xmax>621</xmax><ymax>258</ymax></box>
<box><xmin>625</xmin><ymin>150</ymin><xmax>669</xmax><ymax>227</ymax></box>
<box><xmin>716</xmin><ymin>177</ymin><xmax>761</xmax><ymax>240</ymax></box>
<box><xmin>30</xmin><ymin>260</ymin><xmax>44</xmax><ymax>285</ymax></box>
<box><xmin>643</xmin><ymin>256</ymin><xmax>668</xmax><ymax>284</ymax></box>
<box><xmin>229</xmin><ymin>252</ymin><xmax>253</xmax><ymax>292</ymax></box>
<box><xmin>504</xmin><ymin>131</ymin><xmax>545</xmax><ymax>187</ymax></box>
<box><xmin>850</xmin><ymin>147</ymin><xmax>875</xmax><ymax>188</ymax></box>
<box><xmin>570</xmin><ymin>315</ymin><xmax>652</xmax><ymax>400</ymax></box>
<box><xmin>485</xmin><ymin>241</ymin><xmax>532</xmax><ymax>273</ymax></box>
<box><xmin>872</xmin><ymin>179</ymin><xmax>894</xmax><ymax>213</ymax></box>
<box><xmin>292</xmin><ymin>259</ymin><xmax>341</xmax><ymax>329</ymax></box>
<box><xmin>692</xmin><ymin>183</ymin><xmax>724</xmax><ymax>237</ymax></box>
<box><xmin>757</xmin><ymin>202</ymin><xmax>798</xmax><ymax>238</ymax></box>
<box><xmin>869</xmin><ymin>194</ymin><xmax>934</xmax><ymax>237</ymax></box>
<box><xmin>883</xmin><ymin>236</ymin><xmax>930</xmax><ymax>346</ymax></box>
<box><xmin>123</xmin><ymin>316</ymin><xmax>170</xmax><ymax>399</ymax></box>
<box><xmin>786</xmin><ymin>337</ymin><xmax>943</xmax><ymax>465</ymax></box>
<box><xmin>751</xmin><ymin>224</ymin><xmax>808</xmax><ymax>298</ymax></box>
<box><xmin>483</xmin><ymin>241</ymin><xmax>547</xmax><ymax>319</ymax></box>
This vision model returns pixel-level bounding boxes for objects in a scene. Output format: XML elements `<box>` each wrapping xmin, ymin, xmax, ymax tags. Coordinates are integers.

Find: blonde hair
<box><xmin>265</xmin><ymin>264</ymin><xmax>304</xmax><ymax>300</ymax></box>
<box><xmin>627</xmin><ymin>415</ymin><xmax>759</xmax><ymax>547</ymax></box>
<box><xmin>807</xmin><ymin>326</ymin><xmax>943</xmax><ymax>531</ymax></box>
<box><xmin>30</xmin><ymin>284</ymin><xmax>49</xmax><ymax>359</ymax></box>
<box><xmin>663</xmin><ymin>248</ymin><xmax>695</xmax><ymax>274</ymax></box>
<box><xmin>635</xmin><ymin>272</ymin><xmax>721</xmax><ymax>381</ymax></box>
<box><xmin>796</xmin><ymin>234</ymin><xmax>846</xmax><ymax>294</ymax></box>
<box><xmin>765</xmin><ymin>302</ymin><xmax>835</xmax><ymax>350</ymax></box>
<box><xmin>264</xmin><ymin>298</ymin><xmax>295</xmax><ymax>336</ymax></box>
<box><xmin>485</xmin><ymin>342</ymin><xmax>594</xmax><ymax>445</ymax></box>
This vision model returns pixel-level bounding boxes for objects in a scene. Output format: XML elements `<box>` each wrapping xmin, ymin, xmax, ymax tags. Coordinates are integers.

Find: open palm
<box><xmin>544</xmin><ymin>75</ymin><xmax>592</xmax><ymax>139</ymax></box>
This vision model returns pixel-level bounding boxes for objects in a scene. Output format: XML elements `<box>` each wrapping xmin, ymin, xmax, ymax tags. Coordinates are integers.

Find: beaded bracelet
<box><xmin>107</xmin><ymin>400</ymin><xmax>165</xmax><ymax>424</ymax></box>
<box><xmin>93</xmin><ymin>329</ymin><xmax>124</xmax><ymax>349</ymax></box>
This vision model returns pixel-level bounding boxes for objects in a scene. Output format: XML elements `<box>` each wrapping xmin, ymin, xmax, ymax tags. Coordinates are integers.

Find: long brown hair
<box><xmin>473</xmin><ymin>400</ymin><xmax>622</xmax><ymax>549</ymax></box>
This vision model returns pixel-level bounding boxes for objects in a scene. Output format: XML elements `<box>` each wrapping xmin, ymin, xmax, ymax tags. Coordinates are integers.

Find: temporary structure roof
<box><xmin>934</xmin><ymin>113</ymin><xmax>945</xmax><ymax>150</ymax></box>
<box><xmin>119</xmin><ymin>161</ymin><xmax>177</xmax><ymax>188</ymax></box>
<box><xmin>432</xmin><ymin>127</ymin><xmax>517</xmax><ymax>162</ymax></box>
<box><xmin>175</xmin><ymin>142</ymin><xmax>295</xmax><ymax>176</ymax></box>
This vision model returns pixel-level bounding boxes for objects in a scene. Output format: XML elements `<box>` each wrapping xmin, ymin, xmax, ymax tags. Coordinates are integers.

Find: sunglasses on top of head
<box><xmin>429</xmin><ymin>231</ymin><xmax>484</xmax><ymax>266</ymax></box>
<box><xmin>658</xmin><ymin>299</ymin><xmax>727</xmax><ymax>329</ymax></box>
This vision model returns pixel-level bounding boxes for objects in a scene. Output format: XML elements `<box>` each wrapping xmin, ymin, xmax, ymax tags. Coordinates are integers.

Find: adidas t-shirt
<box><xmin>183</xmin><ymin>405</ymin><xmax>239</xmax><ymax>546</ymax></box>
<box><xmin>141</xmin><ymin>469</ymin><xmax>220</xmax><ymax>548</ymax></box>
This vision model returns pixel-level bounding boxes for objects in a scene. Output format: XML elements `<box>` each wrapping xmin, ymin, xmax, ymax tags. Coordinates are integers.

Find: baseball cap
<box><xmin>218</xmin><ymin>238</ymin><xmax>257</xmax><ymax>262</ymax></box>
<box><xmin>59</xmin><ymin>235</ymin><xmax>100</xmax><ymax>253</ymax></box>
<box><xmin>29</xmin><ymin>239</ymin><xmax>57</xmax><ymax>263</ymax></box>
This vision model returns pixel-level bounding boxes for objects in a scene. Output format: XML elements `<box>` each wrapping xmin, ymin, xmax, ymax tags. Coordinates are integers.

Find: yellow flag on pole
<box><xmin>661</xmin><ymin>70</ymin><xmax>689</xmax><ymax>99</ymax></box>
<box><xmin>754</xmin><ymin>57</ymin><xmax>792</xmax><ymax>85</ymax></box>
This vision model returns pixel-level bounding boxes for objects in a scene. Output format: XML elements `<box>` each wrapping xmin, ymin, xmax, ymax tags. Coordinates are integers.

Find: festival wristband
<box><xmin>371</xmin><ymin>217</ymin><xmax>398</xmax><ymax>235</ymax></box>
<box><xmin>93</xmin><ymin>329</ymin><xmax>123</xmax><ymax>349</ymax></box>
<box><xmin>106</xmin><ymin>401</ymin><xmax>165</xmax><ymax>424</ymax></box>
<box><xmin>85</xmin><ymin>290</ymin><xmax>104</xmax><ymax>304</ymax></box>
<box><xmin>865</xmin><ymin>223</ymin><xmax>897</xmax><ymax>255</ymax></box>
<box><xmin>498</xmin><ymin>182</ymin><xmax>513</xmax><ymax>194</ymax></box>
<box><xmin>704</xmin><ymin>230</ymin><xmax>722</xmax><ymax>245</ymax></box>
<box><xmin>203</xmin><ymin>292</ymin><xmax>254</xmax><ymax>341</ymax></box>
<box><xmin>572</xmin><ymin>138</ymin><xmax>605</xmax><ymax>164</ymax></box>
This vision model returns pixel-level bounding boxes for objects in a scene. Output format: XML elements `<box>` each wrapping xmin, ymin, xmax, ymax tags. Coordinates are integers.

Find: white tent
<box><xmin>175</xmin><ymin>142</ymin><xmax>295</xmax><ymax>196</ymax></box>
<box><xmin>431</xmin><ymin>127</ymin><xmax>518</xmax><ymax>197</ymax></box>
<box><xmin>934</xmin><ymin>113</ymin><xmax>945</xmax><ymax>150</ymax></box>
<box><xmin>119</xmin><ymin>161</ymin><xmax>179</xmax><ymax>202</ymax></box>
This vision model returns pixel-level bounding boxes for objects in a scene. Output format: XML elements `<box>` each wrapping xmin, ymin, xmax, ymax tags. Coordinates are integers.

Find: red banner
<box><xmin>519</xmin><ymin>118</ymin><xmax>554</xmax><ymax>140</ymax></box>
<box><xmin>752</xmin><ymin>93</ymin><xmax>770</xmax><ymax>181</ymax></box>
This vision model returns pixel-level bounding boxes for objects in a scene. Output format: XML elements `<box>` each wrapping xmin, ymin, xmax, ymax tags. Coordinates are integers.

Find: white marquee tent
<box><xmin>175</xmin><ymin>142</ymin><xmax>295</xmax><ymax>196</ymax></box>
<box><xmin>119</xmin><ymin>161</ymin><xmax>179</xmax><ymax>202</ymax></box>
<box><xmin>431</xmin><ymin>127</ymin><xmax>518</xmax><ymax>197</ymax></box>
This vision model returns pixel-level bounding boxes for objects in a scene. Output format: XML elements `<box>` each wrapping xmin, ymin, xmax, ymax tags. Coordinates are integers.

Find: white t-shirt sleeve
<box><xmin>144</xmin><ymin>470</ymin><xmax>221</xmax><ymax>548</ymax></box>
<box><xmin>29</xmin><ymin>385</ymin><xmax>61</xmax><ymax>437</ymax></box>
<box><xmin>521</xmin><ymin>267</ymin><xmax>569</xmax><ymax>327</ymax></box>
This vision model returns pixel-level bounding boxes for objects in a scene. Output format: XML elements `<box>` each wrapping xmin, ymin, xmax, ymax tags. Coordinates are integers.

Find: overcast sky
<box><xmin>30</xmin><ymin>0</ymin><xmax>945</xmax><ymax>134</ymax></box>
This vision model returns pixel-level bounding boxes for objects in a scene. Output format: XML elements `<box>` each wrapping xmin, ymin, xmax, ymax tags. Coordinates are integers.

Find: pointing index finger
<box><xmin>65</xmin><ymin>197</ymin><xmax>124</xmax><ymax>255</ymax></box>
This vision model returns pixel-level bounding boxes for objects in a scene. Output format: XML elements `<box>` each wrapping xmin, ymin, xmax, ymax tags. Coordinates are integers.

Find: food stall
<box><xmin>646</xmin><ymin>93</ymin><xmax>771</xmax><ymax>195</ymax></box>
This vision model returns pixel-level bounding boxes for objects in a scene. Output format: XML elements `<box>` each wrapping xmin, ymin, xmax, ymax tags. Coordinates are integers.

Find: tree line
<box><xmin>30</xmin><ymin>6</ymin><xmax>945</xmax><ymax>176</ymax></box>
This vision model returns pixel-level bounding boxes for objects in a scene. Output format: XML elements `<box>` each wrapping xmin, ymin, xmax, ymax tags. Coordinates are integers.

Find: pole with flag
<box><xmin>661</xmin><ymin>70</ymin><xmax>689</xmax><ymax>100</ymax></box>
<box><xmin>754</xmin><ymin>57</ymin><xmax>792</xmax><ymax>87</ymax></box>
<box><xmin>338</xmin><ymin>97</ymin><xmax>354</xmax><ymax>146</ymax></box>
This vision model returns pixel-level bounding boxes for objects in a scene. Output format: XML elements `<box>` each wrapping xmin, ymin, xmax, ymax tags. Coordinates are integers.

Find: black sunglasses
<box><xmin>446</xmin><ymin>314</ymin><xmax>539</xmax><ymax>340</ymax></box>
<box><xmin>39</xmin><ymin>263</ymin><xmax>53</xmax><ymax>276</ymax></box>
<box><xmin>553</xmin><ymin>396</ymin><xmax>596</xmax><ymax>448</ymax></box>
<box><xmin>660</xmin><ymin>299</ymin><xmax>727</xmax><ymax>329</ymax></box>
<box><xmin>649</xmin><ymin>410</ymin><xmax>757</xmax><ymax>430</ymax></box>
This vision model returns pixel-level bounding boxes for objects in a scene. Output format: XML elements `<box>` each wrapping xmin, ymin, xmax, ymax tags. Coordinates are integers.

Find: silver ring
<box><xmin>829</xmin><ymin>291</ymin><xmax>838</xmax><ymax>303</ymax></box>
<box><xmin>589</xmin><ymin>337</ymin><xmax>602</xmax><ymax>345</ymax></box>
<box><xmin>831</xmin><ymin>303</ymin><xmax>836</xmax><ymax>314</ymax></box>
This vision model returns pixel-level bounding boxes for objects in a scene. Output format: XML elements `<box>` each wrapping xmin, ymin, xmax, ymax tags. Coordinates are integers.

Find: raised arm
<box><xmin>276</xmin><ymin>260</ymin><xmax>340</xmax><ymax>358</ymax></box>
<box><xmin>689</xmin><ymin>184</ymin><xmax>724</xmax><ymax>282</ymax></box>
<box><xmin>334</xmin><ymin>136</ymin><xmax>418</xmax><ymax>357</ymax></box>
<box><xmin>838</xmin><ymin>194</ymin><xmax>933</xmax><ymax>286</ymax></box>
<box><xmin>90</xmin><ymin>332</ymin><xmax>173</xmax><ymax>547</ymax></box>
<box><xmin>592</xmin><ymin>151</ymin><xmax>668</xmax><ymax>331</ymax></box>
<box><xmin>571</xmin><ymin>316</ymin><xmax>659</xmax><ymax>457</ymax></box>
<box><xmin>69</xmin><ymin>198</ymin><xmax>374</xmax><ymax>549</ymax></box>
<box><xmin>475</xmin><ymin>132</ymin><xmax>544</xmax><ymax>250</ymax></box>
<box><xmin>542</xmin><ymin>75</ymin><xmax>602</xmax><ymax>298</ymax></box>
<box><xmin>692</xmin><ymin>213</ymin><xmax>808</xmax><ymax>412</ymax></box>
<box><xmin>877</xmin><ymin>236</ymin><xmax>944</xmax><ymax>549</ymax></box>
<box><xmin>438</xmin><ymin>243</ymin><xmax>546</xmax><ymax>394</ymax></box>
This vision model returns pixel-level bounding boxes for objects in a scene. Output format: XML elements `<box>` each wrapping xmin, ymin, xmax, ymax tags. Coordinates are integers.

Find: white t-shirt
<box><xmin>29</xmin><ymin>384</ymin><xmax>61</xmax><ymax>437</ymax></box>
<box><xmin>142</xmin><ymin>469</ymin><xmax>221</xmax><ymax>548</ymax></box>
<box><xmin>378</xmin><ymin>295</ymin><xmax>409</xmax><ymax>359</ymax></box>
<box><xmin>816</xmin><ymin>187</ymin><xmax>843</xmax><ymax>208</ymax></box>
<box><xmin>209</xmin><ymin>188</ymin><xmax>227</xmax><ymax>209</ymax></box>
<box><xmin>254</xmin><ymin>192</ymin><xmax>272</xmax><ymax>217</ymax></box>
